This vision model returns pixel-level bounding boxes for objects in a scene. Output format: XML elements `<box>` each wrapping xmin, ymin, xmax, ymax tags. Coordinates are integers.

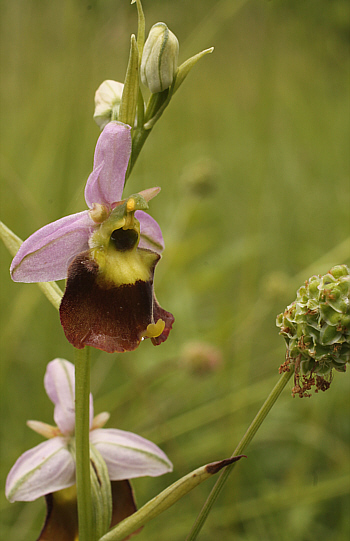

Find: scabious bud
<box><xmin>179</xmin><ymin>341</ymin><xmax>223</xmax><ymax>375</ymax></box>
<box><xmin>94</xmin><ymin>80</ymin><xmax>124</xmax><ymax>129</ymax></box>
<box><xmin>141</xmin><ymin>22</ymin><xmax>179</xmax><ymax>94</ymax></box>
<box><xmin>276</xmin><ymin>265</ymin><xmax>350</xmax><ymax>397</ymax></box>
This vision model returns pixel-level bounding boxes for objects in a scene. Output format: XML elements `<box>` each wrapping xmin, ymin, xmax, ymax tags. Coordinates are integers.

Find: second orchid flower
<box><xmin>6</xmin><ymin>358</ymin><xmax>172</xmax><ymax>539</ymax></box>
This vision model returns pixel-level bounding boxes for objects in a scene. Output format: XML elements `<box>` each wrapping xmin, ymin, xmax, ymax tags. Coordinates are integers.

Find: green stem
<box><xmin>125</xmin><ymin>90</ymin><xmax>170</xmax><ymax>181</ymax></box>
<box><xmin>185</xmin><ymin>368</ymin><xmax>294</xmax><ymax>541</ymax></box>
<box><xmin>74</xmin><ymin>346</ymin><xmax>93</xmax><ymax>541</ymax></box>
<box><xmin>125</xmin><ymin>126</ymin><xmax>151</xmax><ymax>180</ymax></box>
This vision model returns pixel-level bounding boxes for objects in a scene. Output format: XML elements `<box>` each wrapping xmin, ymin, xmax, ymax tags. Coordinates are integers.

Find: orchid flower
<box><xmin>6</xmin><ymin>359</ymin><xmax>173</xmax><ymax>538</ymax></box>
<box><xmin>10</xmin><ymin>121</ymin><xmax>174</xmax><ymax>353</ymax></box>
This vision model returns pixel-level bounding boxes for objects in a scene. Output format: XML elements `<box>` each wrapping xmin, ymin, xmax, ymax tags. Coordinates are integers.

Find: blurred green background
<box><xmin>1</xmin><ymin>0</ymin><xmax>349</xmax><ymax>539</ymax></box>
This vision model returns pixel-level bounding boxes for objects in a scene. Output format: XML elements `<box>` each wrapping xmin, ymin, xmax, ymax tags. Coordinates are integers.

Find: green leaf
<box><xmin>99</xmin><ymin>456</ymin><xmax>244</xmax><ymax>541</ymax></box>
<box><xmin>0</xmin><ymin>220</ymin><xmax>22</xmax><ymax>256</ymax></box>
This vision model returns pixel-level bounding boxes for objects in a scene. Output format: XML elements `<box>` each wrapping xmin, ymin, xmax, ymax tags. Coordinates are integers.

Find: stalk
<box><xmin>74</xmin><ymin>346</ymin><xmax>93</xmax><ymax>541</ymax></box>
<box><xmin>185</xmin><ymin>368</ymin><xmax>294</xmax><ymax>541</ymax></box>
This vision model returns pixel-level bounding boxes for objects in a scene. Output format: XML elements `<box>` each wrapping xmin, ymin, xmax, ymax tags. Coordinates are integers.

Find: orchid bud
<box><xmin>93</xmin><ymin>80</ymin><xmax>124</xmax><ymax>129</ymax></box>
<box><xmin>141</xmin><ymin>22</ymin><xmax>179</xmax><ymax>94</ymax></box>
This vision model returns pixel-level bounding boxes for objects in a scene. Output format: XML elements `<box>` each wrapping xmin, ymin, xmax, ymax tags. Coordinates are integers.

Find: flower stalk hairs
<box><xmin>6</xmin><ymin>359</ymin><xmax>172</xmax><ymax>540</ymax></box>
<box><xmin>10</xmin><ymin>122</ymin><xmax>174</xmax><ymax>353</ymax></box>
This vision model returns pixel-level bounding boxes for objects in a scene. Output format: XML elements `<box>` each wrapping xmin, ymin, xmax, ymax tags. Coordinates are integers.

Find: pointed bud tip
<box><xmin>206</xmin><ymin>455</ymin><xmax>246</xmax><ymax>474</ymax></box>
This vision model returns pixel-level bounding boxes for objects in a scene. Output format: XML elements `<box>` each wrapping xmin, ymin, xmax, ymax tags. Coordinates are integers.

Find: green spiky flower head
<box><xmin>276</xmin><ymin>265</ymin><xmax>350</xmax><ymax>397</ymax></box>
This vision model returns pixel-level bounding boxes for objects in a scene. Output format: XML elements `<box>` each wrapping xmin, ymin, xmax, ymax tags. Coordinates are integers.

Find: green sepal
<box><xmin>132</xmin><ymin>0</ymin><xmax>145</xmax><ymax>62</ymax></box>
<box><xmin>172</xmin><ymin>47</ymin><xmax>214</xmax><ymax>95</ymax></box>
<box><xmin>332</xmin><ymin>360</ymin><xmax>347</xmax><ymax>372</ymax></box>
<box><xmin>320</xmin><ymin>323</ymin><xmax>342</xmax><ymax>346</ymax></box>
<box><xmin>320</xmin><ymin>303</ymin><xmax>344</xmax><ymax>327</ymax></box>
<box><xmin>142</xmin><ymin>47</ymin><xmax>214</xmax><ymax>130</ymax></box>
<box><xmin>118</xmin><ymin>34</ymin><xmax>139</xmax><ymax>128</ymax></box>
<box><xmin>330</xmin><ymin>264</ymin><xmax>349</xmax><ymax>279</ymax></box>
<box><xmin>308</xmin><ymin>276</ymin><xmax>320</xmax><ymax>298</ymax></box>
<box><xmin>90</xmin><ymin>444</ymin><xmax>112</xmax><ymax>539</ymax></box>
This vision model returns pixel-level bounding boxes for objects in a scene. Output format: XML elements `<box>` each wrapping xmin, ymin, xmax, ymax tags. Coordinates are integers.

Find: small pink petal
<box><xmin>10</xmin><ymin>211</ymin><xmax>93</xmax><ymax>283</ymax></box>
<box><xmin>44</xmin><ymin>359</ymin><xmax>93</xmax><ymax>435</ymax></box>
<box><xmin>6</xmin><ymin>438</ymin><xmax>75</xmax><ymax>502</ymax></box>
<box><xmin>136</xmin><ymin>211</ymin><xmax>164</xmax><ymax>254</ymax></box>
<box><xmin>26</xmin><ymin>420</ymin><xmax>62</xmax><ymax>439</ymax></box>
<box><xmin>84</xmin><ymin>122</ymin><xmax>132</xmax><ymax>208</ymax></box>
<box><xmin>91</xmin><ymin>412</ymin><xmax>110</xmax><ymax>430</ymax></box>
<box><xmin>138</xmin><ymin>187</ymin><xmax>161</xmax><ymax>202</ymax></box>
<box><xmin>89</xmin><ymin>428</ymin><xmax>173</xmax><ymax>480</ymax></box>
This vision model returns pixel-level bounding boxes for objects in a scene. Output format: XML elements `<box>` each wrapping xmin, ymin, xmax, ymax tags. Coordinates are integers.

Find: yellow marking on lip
<box><xmin>92</xmin><ymin>246</ymin><xmax>159</xmax><ymax>287</ymax></box>
<box><xmin>142</xmin><ymin>319</ymin><xmax>165</xmax><ymax>339</ymax></box>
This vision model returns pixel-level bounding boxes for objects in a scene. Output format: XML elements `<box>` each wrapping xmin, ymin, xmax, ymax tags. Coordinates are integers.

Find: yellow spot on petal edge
<box><xmin>142</xmin><ymin>319</ymin><xmax>165</xmax><ymax>339</ymax></box>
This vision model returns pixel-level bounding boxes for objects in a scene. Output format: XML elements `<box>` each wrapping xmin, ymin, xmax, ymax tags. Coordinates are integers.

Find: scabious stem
<box><xmin>185</xmin><ymin>368</ymin><xmax>294</xmax><ymax>541</ymax></box>
<box><xmin>74</xmin><ymin>346</ymin><xmax>93</xmax><ymax>541</ymax></box>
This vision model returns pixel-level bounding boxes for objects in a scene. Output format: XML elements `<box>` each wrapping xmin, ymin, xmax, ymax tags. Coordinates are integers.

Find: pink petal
<box><xmin>138</xmin><ymin>187</ymin><xmax>161</xmax><ymax>202</ymax></box>
<box><xmin>136</xmin><ymin>211</ymin><xmax>164</xmax><ymax>254</ymax></box>
<box><xmin>10</xmin><ymin>211</ymin><xmax>93</xmax><ymax>283</ymax></box>
<box><xmin>5</xmin><ymin>438</ymin><xmax>75</xmax><ymax>502</ymax></box>
<box><xmin>84</xmin><ymin>122</ymin><xmax>132</xmax><ymax>208</ymax></box>
<box><xmin>89</xmin><ymin>428</ymin><xmax>173</xmax><ymax>480</ymax></box>
<box><xmin>44</xmin><ymin>359</ymin><xmax>93</xmax><ymax>435</ymax></box>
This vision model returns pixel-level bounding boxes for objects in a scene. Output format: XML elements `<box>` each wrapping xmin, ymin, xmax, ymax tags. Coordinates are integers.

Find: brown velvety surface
<box><xmin>60</xmin><ymin>251</ymin><xmax>173</xmax><ymax>353</ymax></box>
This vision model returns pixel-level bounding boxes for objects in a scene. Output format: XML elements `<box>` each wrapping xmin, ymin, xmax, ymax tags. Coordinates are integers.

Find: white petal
<box><xmin>44</xmin><ymin>359</ymin><xmax>93</xmax><ymax>435</ymax></box>
<box><xmin>90</xmin><ymin>428</ymin><xmax>173</xmax><ymax>480</ymax></box>
<box><xmin>6</xmin><ymin>438</ymin><xmax>75</xmax><ymax>502</ymax></box>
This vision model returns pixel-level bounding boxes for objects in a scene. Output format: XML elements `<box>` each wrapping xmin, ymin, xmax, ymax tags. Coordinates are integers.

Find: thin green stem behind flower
<box><xmin>74</xmin><ymin>347</ymin><xmax>93</xmax><ymax>541</ymax></box>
